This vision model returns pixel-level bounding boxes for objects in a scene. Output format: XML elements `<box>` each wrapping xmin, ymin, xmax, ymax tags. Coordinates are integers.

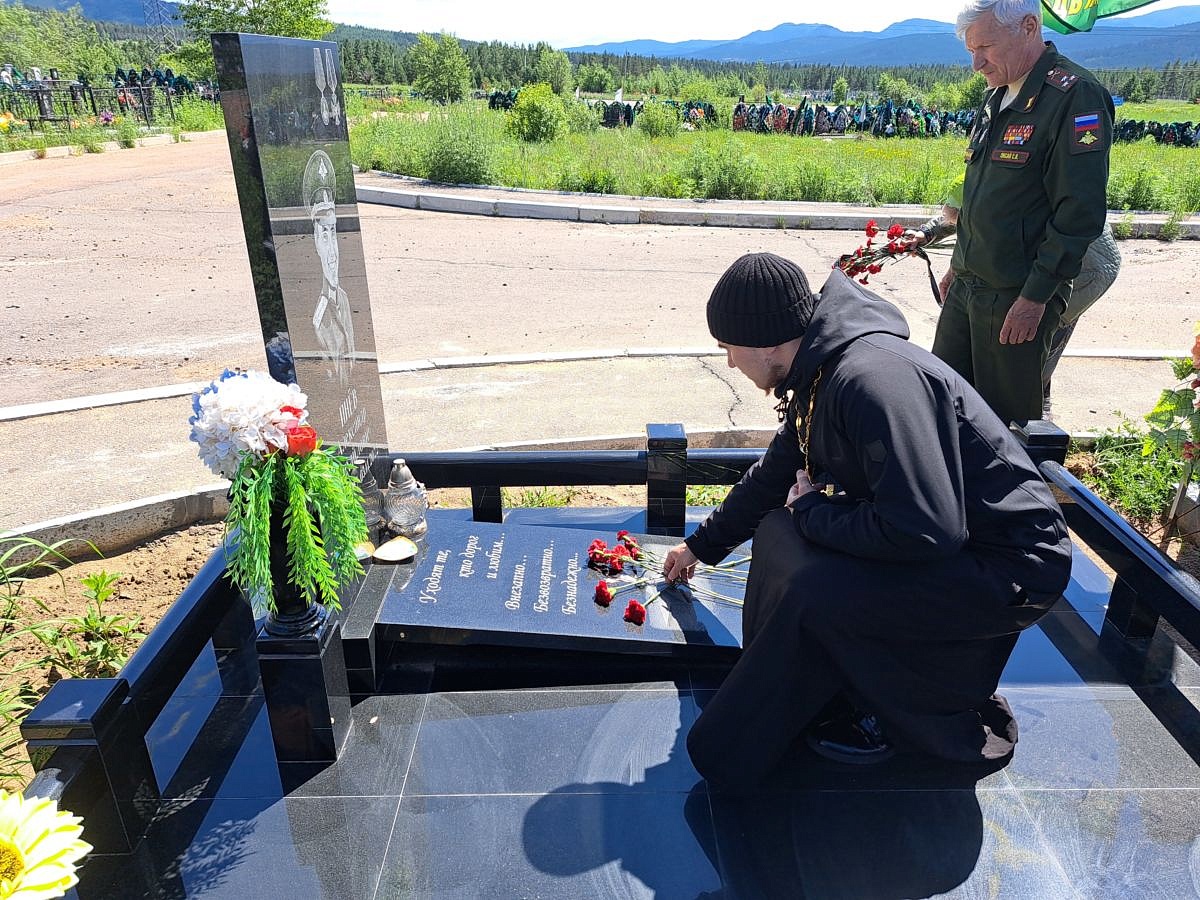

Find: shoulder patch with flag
<box><xmin>1071</xmin><ymin>111</ymin><xmax>1104</xmax><ymax>153</ymax></box>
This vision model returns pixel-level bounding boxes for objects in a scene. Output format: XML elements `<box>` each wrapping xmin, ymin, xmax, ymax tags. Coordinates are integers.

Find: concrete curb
<box><xmin>0</xmin><ymin>129</ymin><xmax>220</xmax><ymax>167</ymax></box>
<box><xmin>0</xmin><ymin>347</ymin><xmax>1180</xmax><ymax>424</ymax></box>
<box><xmin>0</xmin><ymin>429</ymin><xmax>777</xmax><ymax>557</ymax></box>
<box><xmin>357</xmin><ymin>174</ymin><xmax>1200</xmax><ymax>237</ymax></box>
<box><xmin>2</xmin><ymin>485</ymin><xmax>230</xmax><ymax>565</ymax></box>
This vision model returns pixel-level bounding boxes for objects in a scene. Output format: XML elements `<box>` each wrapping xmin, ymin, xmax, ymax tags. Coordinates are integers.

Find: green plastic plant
<box><xmin>225</xmin><ymin>449</ymin><xmax>367</xmax><ymax>611</ymax></box>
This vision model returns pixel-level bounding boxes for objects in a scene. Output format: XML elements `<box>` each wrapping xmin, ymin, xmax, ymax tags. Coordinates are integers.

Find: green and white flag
<box><xmin>1042</xmin><ymin>0</ymin><xmax>1160</xmax><ymax>34</ymax></box>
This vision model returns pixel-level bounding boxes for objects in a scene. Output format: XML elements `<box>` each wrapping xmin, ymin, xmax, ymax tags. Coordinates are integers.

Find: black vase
<box><xmin>263</xmin><ymin>503</ymin><xmax>325</xmax><ymax>637</ymax></box>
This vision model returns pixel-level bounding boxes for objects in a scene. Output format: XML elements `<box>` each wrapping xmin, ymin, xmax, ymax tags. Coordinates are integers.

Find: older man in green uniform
<box><xmin>932</xmin><ymin>0</ymin><xmax>1113</xmax><ymax>425</ymax></box>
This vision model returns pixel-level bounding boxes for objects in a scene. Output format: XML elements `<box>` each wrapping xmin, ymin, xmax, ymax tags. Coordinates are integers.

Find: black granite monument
<box><xmin>212</xmin><ymin>33</ymin><xmax>388</xmax><ymax>458</ymax></box>
<box><xmin>212</xmin><ymin>33</ymin><xmax>385</xmax><ymax>766</ymax></box>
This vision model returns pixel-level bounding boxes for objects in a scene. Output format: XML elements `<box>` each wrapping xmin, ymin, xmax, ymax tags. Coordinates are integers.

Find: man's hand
<box><xmin>939</xmin><ymin>268</ymin><xmax>955</xmax><ymax>304</ymax></box>
<box><xmin>786</xmin><ymin>469</ymin><xmax>824</xmax><ymax>507</ymax></box>
<box><xmin>663</xmin><ymin>543</ymin><xmax>698</xmax><ymax>584</ymax></box>
<box><xmin>999</xmin><ymin>296</ymin><xmax>1046</xmax><ymax>345</ymax></box>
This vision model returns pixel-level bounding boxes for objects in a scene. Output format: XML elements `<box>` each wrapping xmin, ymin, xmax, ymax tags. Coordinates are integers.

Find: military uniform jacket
<box><xmin>952</xmin><ymin>43</ymin><xmax>1113</xmax><ymax>303</ymax></box>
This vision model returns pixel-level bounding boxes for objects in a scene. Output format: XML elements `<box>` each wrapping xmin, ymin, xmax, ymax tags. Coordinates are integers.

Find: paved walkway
<box><xmin>1</xmin><ymin>136</ymin><xmax>1196</xmax><ymax>535</ymax></box>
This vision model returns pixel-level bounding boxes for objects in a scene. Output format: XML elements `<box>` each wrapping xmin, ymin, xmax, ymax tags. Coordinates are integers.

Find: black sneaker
<box><xmin>806</xmin><ymin>709</ymin><xmax>896</xmax><ymax>765</ymax></box>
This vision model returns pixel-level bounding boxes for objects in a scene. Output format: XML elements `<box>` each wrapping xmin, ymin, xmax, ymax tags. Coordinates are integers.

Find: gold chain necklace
<box><xmin>797</xmin><ymin>367</ymin><xmax>822</xmax><ymax>479</ymax></box>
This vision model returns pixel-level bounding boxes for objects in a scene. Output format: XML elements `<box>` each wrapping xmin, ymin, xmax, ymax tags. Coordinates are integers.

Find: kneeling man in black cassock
<box><xmin>663</xmin><ymin>253</ymin><xmax>1072</xmax><ymax>789</ymax></box>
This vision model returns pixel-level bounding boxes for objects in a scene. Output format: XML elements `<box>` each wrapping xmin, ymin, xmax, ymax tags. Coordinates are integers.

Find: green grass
<box><xmin>350</xmin><ymin>103</ymin><xmax>1200</xmax><ymax>212</ymax></box>
<box><xmin>1117</xmin><ymin>99</ymin><xmax>1200</xmax><ymax>122</ymax></box>
<box><xmin>351</xmin><ymin>106</ymin><xmax>966</xmax><ymax>204</ymax></box>
<box><xmin>686</xmin><ymin>485</ymin><xmax>731</xmax><ymax>506</ymax></box>
<box><xmin>1077</xmin><ymin>423</ymin><xmax>1186</xmax><ymax>526</ymax></box>
<box><xmin>502</xmin><ymin>486</ymin><xmax>579</xmax><ymax>508</ymax></box>
<box><xmin>172</xmin><ymin>96</ymin><xmax>225</xmax><ymax>132</ymax></box>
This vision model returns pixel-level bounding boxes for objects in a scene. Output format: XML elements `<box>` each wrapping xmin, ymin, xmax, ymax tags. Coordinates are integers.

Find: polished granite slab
<box><xmin>376</xmin><ymin>520</ymin><xmax>744</xmax><ymax>658</ymax></box>
<box><xmin>68</xmin><ymin>540</ymin><xmax>1200</xmax><ymax>899</ymax></box>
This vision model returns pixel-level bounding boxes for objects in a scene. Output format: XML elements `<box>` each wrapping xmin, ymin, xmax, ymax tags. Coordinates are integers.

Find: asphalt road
<box><xmin>0</xmin><ymin>136</ymin><xmax>1196</xmax><ymax>530</ymax></box>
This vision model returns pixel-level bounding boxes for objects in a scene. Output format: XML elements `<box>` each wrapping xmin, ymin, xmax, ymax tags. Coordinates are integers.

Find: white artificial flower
<box><xmin>188</xmin><ymin>371</ymin><xmax>309</xmax><ymax>478</ymax></box>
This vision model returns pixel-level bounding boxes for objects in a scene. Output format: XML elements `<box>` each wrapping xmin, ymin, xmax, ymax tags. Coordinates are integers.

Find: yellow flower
<box><xmin>0</xmin><ymin>790</ymin><xmax>91</xmax><ymax>899</ymax></box>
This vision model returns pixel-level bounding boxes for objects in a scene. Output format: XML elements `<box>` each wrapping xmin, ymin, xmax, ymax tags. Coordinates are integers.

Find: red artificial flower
<box><xmin>285</xmin><ymin>425</ymin><xmax>318</xmax><ymax>456</ymax></box>
<box><xmin>886</xmin><ymin>223</ymin><xmax>905</xmax><ymax>240</ymax></box>
<box><xmin>623</xmin><ymin>599</ymin><xmax>647</xmax><ymax>625</ymax></box>
<box><xmin>864</xmin><ymin>219</ymin><xmax>879</xmax><ymax>238</ymax></box>
<box><xmin>279</xmin><ymin>405</ymin><xmax>305</xmax><ymax>419</ymax></box>
<box><xmin>595</xmin><ymin>581</ymin><xmax>614</xmax><ymax>607</ymax></box>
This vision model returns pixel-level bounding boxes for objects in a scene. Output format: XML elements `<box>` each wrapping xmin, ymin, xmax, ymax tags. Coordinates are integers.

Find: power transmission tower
<box><xmin>142</xmin><ymin>0</ymin><xmax>178</xmax><ymax>52</ymax></box>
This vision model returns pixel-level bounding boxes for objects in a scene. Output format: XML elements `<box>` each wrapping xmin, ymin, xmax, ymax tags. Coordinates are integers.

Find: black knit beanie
<box><xmin>706</xmin><ymin>252</ymin><xmax>815</xmax><ymax>347</ymax></box>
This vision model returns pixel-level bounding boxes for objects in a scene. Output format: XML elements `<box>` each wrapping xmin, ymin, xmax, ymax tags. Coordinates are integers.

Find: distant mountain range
<box><xmin>18</xmin><ymin>0</ymin><xmax>1200</xmax><ymax>68</ymax></box>
<box><xmin>567</xmin><ymin>7</ymin><xmax>1200</xmax><ymax>68</ymax></box>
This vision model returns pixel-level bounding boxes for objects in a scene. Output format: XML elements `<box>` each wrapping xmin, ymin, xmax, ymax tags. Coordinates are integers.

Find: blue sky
<box><xmin>326</xmin><ymin>0</ymin><xmax>1199</xmax><ymax>48</ymax></box>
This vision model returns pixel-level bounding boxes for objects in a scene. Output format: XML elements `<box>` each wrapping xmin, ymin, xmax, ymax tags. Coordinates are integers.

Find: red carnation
<box><xmin>612</xmin><ymin>544</ymin><xmax>631</xmax><ymax>559</ymax></box>
<box><xmin>608</xmin><ymin>556</ymin><xmax>624</xmax><ymax>575</ymax></box>
<box><xmin>886</xmin><ymin>223</ymin><xmax>905</xmax><ymax>240</ymax></box>
<box><xmin>285</xmin><ymin>425</ymin><xmax>318</xmax><ymax>456</ymax></box>
<box><xmin>864</xmin><ymin>219</ymin><xmax>879</xmax><ymax>238</ymax></box>
<box><xmin>859</xmin><ymin>277</ymin><xmax>870</xmax><ymax>285</ymax></box>
<box><xmin>595</xmin><ymin>581</ymin><xmax>614</xmax><ymax>607</ymax></box>
<box><xmin>623</xmin><ymin>599</ymin><xmax>647</xmax><ymax>625</ymax></box>
<box><xmin>616</xmin><ymin>530</ymin><xmax>630</xmax><ymax>541</ymax></box>
<box><xmin>867</xmin><ymin>264</ymin><xmax>883</xmax><ymax>274</ymax></box>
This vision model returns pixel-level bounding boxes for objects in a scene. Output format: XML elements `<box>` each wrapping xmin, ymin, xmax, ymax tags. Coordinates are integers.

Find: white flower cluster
<box><xmin>188</xmin><ymin>370</ymin><xmax>309</xmax><ymax>479</ymax></box>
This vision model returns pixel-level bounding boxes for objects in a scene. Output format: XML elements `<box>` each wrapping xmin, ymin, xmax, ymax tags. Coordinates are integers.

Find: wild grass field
<box><xmin>349</xmin><ymin>101</ymin><xmax>1200</xmax><ymax>213</ymax></box>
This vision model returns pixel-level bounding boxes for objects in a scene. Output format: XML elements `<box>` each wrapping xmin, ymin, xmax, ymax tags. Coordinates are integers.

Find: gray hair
<box><xmin>955</xmin><ymin>0</ymin><xmax>1040</xmax><ymax>39</ymax></box>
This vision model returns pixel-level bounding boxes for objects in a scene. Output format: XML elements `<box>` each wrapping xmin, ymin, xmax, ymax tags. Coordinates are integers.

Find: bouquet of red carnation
<box><xmin>835</xmin><ymin>220</ymin><xmax>950</xmax><ymax>301</ymax></box>
<box><xmin>588</xmin><ymin>532</ymin><xmax>643</xmax><ymax>576</ymax></box>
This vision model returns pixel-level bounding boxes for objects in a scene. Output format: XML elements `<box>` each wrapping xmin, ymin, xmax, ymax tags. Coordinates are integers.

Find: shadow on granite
<box><xmin>67</xmin><ymin>539</ymin><xmax>1200</xmax><ymax>899</ymax></box>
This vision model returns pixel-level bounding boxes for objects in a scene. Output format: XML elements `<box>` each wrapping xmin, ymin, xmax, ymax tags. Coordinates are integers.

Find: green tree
<box><xmin>926</xmin><ymin>81</ymin><xmax>962</xmax><ymax>111</ymax></box>
<box><xmin>160</xmin><ymin>39</ymin><xmax>217</xmax><ymax>80</ymax></box>
<box><xmin>506</xmin><ymin>82</ymin><xmax>565</xmax><ymax>142</ymax></box>
<box><xmin>576</xmin><ymin>63</ymin><xmax>614</xmax><ymax>94</ymax></box>
<box><xmin>750</xmin><ymin>61</ymin><xmax>768</xmax><ymax>91</ymax></box>
<box><xmin>0</xmin><ymin>3</ymin><xmax>122</xmax><ymax>78</ymax></box>
<box><xmin>877</xmin><ymin>72</ymin><xmax>916</xmax><ymax>105</ymax></box>
<box><xmin>534</xmin><ymin>44</ymin><xmax>572</xmax><ymax>94</ymax></box>
<box><xmin>832</xmin><ymin>76</ymin><xmax>849</xmax><ymax>105</ymax></box>
<box><xmin>178</xmin><ymin>0</ymin><xmax>332</xmax><ymax>39</ymax></box>
<box><xmin>409</xmin><ymin>33</ymin><xmax>471</xmax><ymax>103</ymax></box>
<box><xmin>958</xmin><ymin>72</ymin><xmax>987</xmax><ymax>110</ymax></box>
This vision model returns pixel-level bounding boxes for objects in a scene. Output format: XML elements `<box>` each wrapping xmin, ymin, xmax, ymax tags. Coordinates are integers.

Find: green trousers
<box><xmin>932</xmin><ymin>276</ymin><xmax>1065</xmax><ymax>426</ymax></box>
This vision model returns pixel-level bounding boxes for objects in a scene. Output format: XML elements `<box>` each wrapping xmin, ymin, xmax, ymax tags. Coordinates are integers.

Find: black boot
<box><xmin>806</xmin><ymin>708</ymin><xmax>896</xmax><ymax>765</ymax></box>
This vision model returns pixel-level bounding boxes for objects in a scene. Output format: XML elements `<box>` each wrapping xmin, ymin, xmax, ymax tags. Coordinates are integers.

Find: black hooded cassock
<box><xmin>684</xmin><ymin>269</ymin><xmax>1073</xmax><ymax>790</ymax></box>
